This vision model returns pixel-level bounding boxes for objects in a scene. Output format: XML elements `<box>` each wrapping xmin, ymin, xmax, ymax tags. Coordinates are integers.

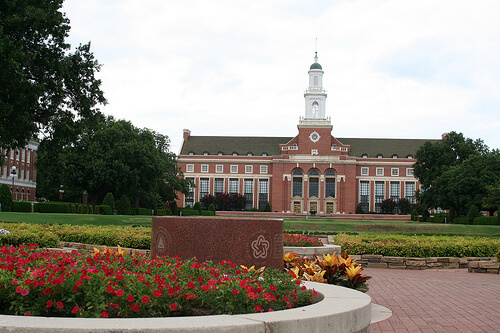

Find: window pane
<box><xmin>292</xmin><ymin>177</ymin><xmax>302</xmax><ymax>197</ymax></box>
<box><xmin>325</xmin><ymin>178</ymin><xmax>335</xmax><ymax>198</ymax></box>
<box><xmin>309</xmin><ymin>178</ymin><xmax>319</xmax><ymax>197</ymax></box>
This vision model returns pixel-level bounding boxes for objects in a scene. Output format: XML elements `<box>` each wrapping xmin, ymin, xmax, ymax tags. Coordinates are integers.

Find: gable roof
<box><xmin>180</xmin><ymin>135</ymin><xmax>439</xmax><ymax>157</ymax></box>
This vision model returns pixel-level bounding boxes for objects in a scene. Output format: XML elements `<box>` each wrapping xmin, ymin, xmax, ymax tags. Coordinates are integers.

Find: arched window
<box><xmin>261</xmin><ymin>152</ymin><xmax>268</xmax><ymax>156</ymax></box>
<box><xmin>188</xmin><ymin>151</ymin><xmax>195</xmax><ymax>155</ymax></box>
<box><xmin>392</xmin><ymin>154</ymin><xmax>398</xmax><ymax>159</ymax></box>
<box><xmin>292</xmin><ymin>169</ymin><xmax>303</xmax><ymax>197</ymax></box>
<box><xmin>377</xmin><ymin>153</ymin><xmax>383</xmax><ymax>159</ymax></box>
<box><xmin>325</xmin><ymin>169</ymin><xmax>336</xmax><ymax>198</ymax></box>
<box><xmin>217</xmin><ymin>151</ymin><xmax>224</xmax><ymax>156</ymax></box>
<box><xmin>246</xmin><ymin>152</ymin><xmax>253</xmax><ymax>156</ymax></box>
<box><xmin>312</xmin><ymin>101</ymin><xmax>319</xmax><ymax>117</ymax></box>
<box><xmin>232</xmin><ymin>152</ymin><xmax>238</xmax><ymax>156</ymax></box>
<box><xmin>308</xmin><ymin>169</ymin><xmax>320</xmax><ymax>197</ymax></box>
<box><xmin>203</xmin><ymin>151</ymin><xmax>209</xmax><ymax>156</ymax></box>
<box><xmin>361</xmin><ymin>153</ymin><xmax>368</xmax><ymax>158</ymax></box>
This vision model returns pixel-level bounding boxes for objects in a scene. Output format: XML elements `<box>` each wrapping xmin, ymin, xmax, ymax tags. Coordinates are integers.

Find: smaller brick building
<box><xmin>0</xmin><ymin>141</ymin><xmax>39</xmax><ymax>202</ymax></box>
<box><xmin>176</xmin><ymin>54</ymin><xmax>439</xmax><ymax>214</ymax></box>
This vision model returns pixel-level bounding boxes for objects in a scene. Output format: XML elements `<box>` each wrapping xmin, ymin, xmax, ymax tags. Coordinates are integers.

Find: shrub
<box><xmin>201</xmin><ymin>210</ymin><xmax>215</xmax><ymax>216</ymax></box>
<box><xmin>454</xmin><ymin>217</ymin><xmax>468</xmax><ymax>224</ymax></box>
<box><xmin>497</xmin><ymin>248</ymin><xmax>500</xmax><ymax>262</ymax></box>
<box><xmin>355</xmin><ymin>203</ymin><xmax>364</xmax><ymax>214</ymax></box>
<box><xmin>170</xmin><ymin>201</ymin><xmax>179</xmax><ymax>216</ymax></box>
<box><xmin>427</xmin><ymin>217</ymin><xmax>446</xmax><ymax>223</ymax></box>
<box><xmin>283</xmin><ymin>233</ymin><xmax>323</xmax><ymax>247</ymax></box>
<box><xmin>179</xmin><ymin>209</ymin><xmax>200</xmax><ymax>216</ymax></box>
<box><xmin>398</xmin><ymin>198</ymin><xmax>412</xmax><ymax>215</ymax></box>
<box><xmin>467</xmin><ymin>205</ymin><xmax>480</xmax><ymax>225</ymax></box>
<box><xmin>264</xmin><ymin>202</ymin><xmax>271</xmax><ymax>212</ymax></box>
<box><xmin>410</xmin><ymin>209</ymin><xmax>419</xmax><ymax>221</ymax></box>
<box><xmin>70</xmin><ymin>204</ymin><xmax>77</xmax><ymax>214</ymax></box>
<box><xmin>0</xmin><ymin>184</ymin><xmax>13</xmax><ymax>212</ymax></box>
<box><xmin>35</xmin><ymin>202</ymin><xmax>70</xmax><ymax>213</ymax></box>
<box><xmin>132</xmin><ymin>208</ymin><xmax>152</xmax><ymax>216</ymax></box>
<box><xmin>116</xmin><ymin>195</ymin><xmax>132</xmax><ymax>215</ymax></box>
<box><xmin>421</xmin><ymin>208</ymin><xmax>430</xmax><ymax>222</ymax></box>
<box><xmin>12</xmin><ymin>201</ymin><xmax>32</xmax><ymax>213</ymax></box>
<box><xmin>82</xmin><ymin>205</ymin><xmax>89</xmax><ymax>214</ymax></box>
<box><xmin>448</xmin><ymin>207</ymin><xmax>455</xmax><ymax>223</ymax></box>
<box><xmin>102</xmin><ymin>193</ymin><xmax>115</xmax><ymax>214</ymax></box>
<box><xmin>200</xmin><ymin>194</ymin><xmax>215</xmax><ymax>210</ymax></box>
<box><xmin>100</xmin><ymin>205</ymin><xmax>112</xmax><ymax>215</ymax></box>
<box><xmin>193</xmin><ymin>202</ymin><xmax>202</xmax><ymax>214</ymax></box>
<box><xmin>89</xmin><ymin>205</ymin><xmax>94</xmax><ymax>214</ymax></box>
<box><xmin>473</xmin><ymin>216</ymin><xmax>500</xmax><ymax>225</ymax></box>
<box><xmin>155</xmin><ymin>208</ymin><xmax>172</xmax><ymax>216</ymax></box>
<box><xmin>208</xmin><ymin>203</ymin><xmax>216</xmax><ymax>212</ymax></box>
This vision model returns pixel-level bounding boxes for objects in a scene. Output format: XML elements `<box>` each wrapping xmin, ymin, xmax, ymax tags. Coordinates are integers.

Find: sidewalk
<box><xmin>365</xmin><ymin>268</ymin><xmax>500</xmax><ymax>332</ymax></box>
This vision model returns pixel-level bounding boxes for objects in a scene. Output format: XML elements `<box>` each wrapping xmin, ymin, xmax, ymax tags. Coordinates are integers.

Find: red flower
<box><xmin>116</xmin><ymin>289</ymin><xmax>124</xmax><ymax>296</ymax></box>
<box><xmin>72</xmin><ymin>306</ymin><xmax>79</xmax><ymax>313</ymax></box>
<box><xmin>56</xmin><ymin>301</ymin><xmax>64</xmax><ymax>309</ymax></box>
<box><xmin>101</xmin><ymin>311</ymin><xmax>109</xmax><ymax>318</ymax></box>
<box><xmin>43</xmin><ymin>287</ymin><xmax>52</xmax><ymax>295</ymax></box>
<box><xmin>24</xmin><ymin>311</ymin><xmax>31</xmax><ymax>316</ymax></box>
<box><xmin>21</xmin><ymin>289</ymin><xmax>29</xmax><ymax>296</ymax></box>
<box><xmin>169</xmin><ymin>303</ymin><xmax>177</xmax><ymax>311</ymax></box>
<box><xmin>141</xmin><ymin>295</ymin><xmax>150</xmax><ymax>303</ymax></box>
<box><xmin>232</xmin><ymin>288</ymin><xmax>239</xmax><ymax>295</ymax></box>
<box><xmin>269</xmin><ymin>285</ymin><xmax>276</xmax><ymax>291</ymax></box>
<box><xmin>46</xmin><ymin>300</ymin><xmax>53</xmax><ymax>308</ymax></box>
<box><xmin>127</xmin><ymin>295</ymin><xmax>135</xmax><ymax>302</ymax></box>
<box><xmin>254</xmin><ymin>305</ymin><xmax>263</xmax><ymax>312</ymax></box>
<box><xmin>153</xmin><ymin>290</ymin><xmax>161</xmax><ymax>297</ymax></box>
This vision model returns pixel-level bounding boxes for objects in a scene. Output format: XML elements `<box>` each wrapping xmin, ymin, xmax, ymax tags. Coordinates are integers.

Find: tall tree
<box><xmin>0</xmin><ymin>0</ymin><xmax>106</xmax><ymax>150</ymax></box>
<box><xmin>413</xmin><ymin>132</ymin><xmax>489</xmax><ymax>208</ymax></box>
<box><xmin>36</xmin><ymin>117</ymin><xmax>191</xmax><ymax>207</ymax></box>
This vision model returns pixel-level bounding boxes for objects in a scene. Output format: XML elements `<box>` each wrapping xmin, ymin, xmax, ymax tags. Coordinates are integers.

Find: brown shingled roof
<box><xmin>180</xmin><ymin>136</ymin><xmax>439</xmax><ymax>157</ymax></box>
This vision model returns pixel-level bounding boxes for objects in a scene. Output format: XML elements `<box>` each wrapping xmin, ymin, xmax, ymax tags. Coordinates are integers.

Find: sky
<box><xmin>62</xmin><ymin>0</ymin><xmax>500</xmax><ymax>154</ymax></box>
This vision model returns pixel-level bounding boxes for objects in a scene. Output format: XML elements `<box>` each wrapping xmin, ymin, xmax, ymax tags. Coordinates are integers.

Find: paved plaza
<box><xmin>365</xmin><ymin>268</ymin><xmax>500</xmax><ymax>332</ymax></box>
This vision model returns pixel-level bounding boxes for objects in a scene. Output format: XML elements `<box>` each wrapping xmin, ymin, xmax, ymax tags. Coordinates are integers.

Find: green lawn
<box><xmin>1</xmin><ymin>212</ymin><xmax>499</xmax><ymax>237</ymax></box>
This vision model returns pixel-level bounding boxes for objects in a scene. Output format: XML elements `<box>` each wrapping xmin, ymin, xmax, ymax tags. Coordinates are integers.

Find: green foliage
<box><xmin>34</xmin><ymin>202</ymin><xmax>70</xmax><ymax>213</ymax></box>
<box><xmin>102</xmin><ymin>193</ymin><xmax>115</xmax><ymax>214</ymax></box>
<box><xmin>427</xmin><ymin>217</ymin><xmax>446</xmax><ymax>223</ymax></box>
<box><xmin>155</xmin><ymin>208</ymin><xmax>172</xmax><ymax>216</ymax></box>
<box><xmin>482</xmin><ymin>185</ymin><xmax>500</xmax><ymax>216</ymax></box>
<box><xmin>208</xmin><ymin>203</ymin><xmax>216</xmax><ymax>212</ymax></box>
<box><xmin>421</xmin><ymin>208</ymin><xmax>430</xmax><ymax>222</ymax></box>
<box><xmin>201</xmin><ymin>210</ymin><xmax>215</xmax><ymax>216</ymax></box>
<box><xmin>0</xmin><ymin>0</ymin><xmax>106</xmax><ymax>149</ymax></box>
<box><xmin>0</xmin><ymin>184</ymin><xmax>13</xmax><ymax>212</ymax></box>
<box><xmin>179</xmin><ymin>209</ymin><xmax>201</xmax><ymax>216</ymax></box>
<box><xmin>497</xmin><ymin>248</ymin><xmax>500</xmax><ymax>262</ymax></box>
<box><xmin>467</xmin><ymin>205</ymin><xmax>480</xmax><ymax>225</ymax></box>
<box><xmin>70</xmin><ymin>204</ymin><xmax>77</xmax><ymax>214</ymax></box>
<box><xmin>100</xmin><ymin>205</ymin><xmax>112</xmax><ymax>215</ymax></box>
<box><xmin>82</xmin><ymin>205</ymin><xmax>89</xmax><ymax>214</ymax></box>
<box><xmin>116</xmin><ymin>195</ymin><xmax>132</xmax><ymax>215</ymax></box>
<box><xmin>398</xmin><ymin>198</ymin><xmax>412</xmax><ymax>215</ymax></box>
<box><xmin>448</xmin><ymin>207</ymin><xmax>455</xmax><ymax>223</ymax></box>
<box><xmin>264</xmin><ymin>202</ymin><xmax>272</xmax><ymax>212</ymax></box>
<box><xmin>12</xmin><ymin>201</ymin><xmax>32</xmax><ymax>213</ymax></box>
<box><xmin>131</xmin><ymin>208</ymin><xmax>152</xmax><ymax>216</ymax></box>
<box><xmin>200</xmin><ymin>194</ymin><xmax>215</xmax><ymax>210</ymax></box>
<box><xmin>169</xmin><ymin>201</ymin><xmax>179</xmax><ymax>216</ymax></box>
<box><xmin>355</xmin><ymin>203</ymin><xmax>364</xmax><ymax>214</ymax></box>
<box><xmin>453</xmin><ymin>217</ymin><xmax>468</xmax><ymax>225</ymax></box>
<box><xmin>193</xmin><ymin>202</ymin><xmax>202</xmax><ymax>214</ymax></box>
<box><xmin>410</xmin><ymin>209</ymin><xmax>419</xmax><ymax>221</ymax></box>
<box><xmin>473</xmin><ymin>216</ymin><xmax>500</xmax><ymax>226</ymax></box>
<box><xmin>380</xmin><ymin>199</ymin><xmax>397</xmax><ymax>214</ymax></box>
<box><xmin>336</xmin><ymin>233</ymin><xmax>500</xmax><ymax>257</ymax></box>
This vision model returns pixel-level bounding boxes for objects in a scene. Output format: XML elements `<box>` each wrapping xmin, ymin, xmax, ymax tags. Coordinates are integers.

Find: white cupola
<box><xmin>303</xmin><ymin>52</ymin><xmax>328</xmax><ymax>121</ymax></box>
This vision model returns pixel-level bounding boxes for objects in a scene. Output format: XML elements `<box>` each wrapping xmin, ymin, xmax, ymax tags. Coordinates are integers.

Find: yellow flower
<box><xmin>322</xmin><ymin>253</ymin><xmax>338</xmax><ymax>266</ymax></box>
<box><xmin>338</xmin><ymin>256</ymin><xmax>352</xmax><ymax>266</ymax></box>
<box><xmin>284</xmin><ymin>252</ymin><xmax>299</xmax><ymax>262</ymax></box>
<box><xmin>289</xmin><ymin>266</ymin><xmax>301</xmax><ymax>280</ymax></box>
<box><xmin>308</xmin><ymin>270</ymin><xmax>327</xmax><ymax>283</ymax></box>
<box><xmin>345</xmin><ymin>265</ymin><xmax>362</xmax><ymax>279</ymax></box>
<box><xmin>117</xmin><ymin>245</ymin><xmax>129</xmax><ymax>256</ymax></box>
<box><xmin>240</xmin><ymin>265</ymin><xmax>256</xmax><ymax>272</ymax></box>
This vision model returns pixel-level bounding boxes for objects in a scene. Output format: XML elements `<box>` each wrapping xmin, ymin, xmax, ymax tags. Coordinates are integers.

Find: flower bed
<box><xmin>0</xmin><ymin>245</ymin><xmax>314</xmax><ymax>318</ymax></box>
<box><xmin>336</xmin><ymin>233</ymin><xmax>500</xmax><ymax>257</ymax></box>
<box><xmin>283</xmin><ymin>233</ymin><xmax>323</xmax><ymax>247</ymax></box>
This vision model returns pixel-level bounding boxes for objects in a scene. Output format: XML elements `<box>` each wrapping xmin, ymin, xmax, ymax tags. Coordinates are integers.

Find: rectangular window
<box><xmin>185</xmin><ymin>177</ymin><xmax>195</xmax><ymax>206</ymax></box>
<box><xmin>391</xmin><ymin>168</ymin><xmax>399</xmax><ymax>176</ymax></box>
<box><xmin>230</xmin><ymin>165</ymin><xmax>238</xmax><ymax>173</ymax></box>
<box><xmin>359</xmin><ymin>181</ymin><xmax>370</xmax><ymax>212</ymax></box>
<box><xmin>260</xmin><ymin>165</ymin><xmax>268</xmax><ymax>174</ymax></box>
<box><xmin>199</xmin><ymin>178</ymin><xmax>209</xmax><ymax>199</ymax></box>
<box><xmin>376</xmin><ymin>168</ymin><xmax>384</xmax><ymax>176</ymax></box>
<box><xmin>292</xmin><ymin>177</ymin><xmax>302</xmax><ymax>197</ymax></box>
<box><xmin>214</xmin><ymin>178</ymin><xmax>224</xmax><ymax>196</ymax></box>
<box><xmin>406</xmin><ymin>168</ymin><xmax>414</xmax><ymax>176</ymax></box>
<box><xmin>374</xmin><ymin>181</ymin><xmax>385</xmax><ymax>213</ymax></box>
<box><xmin>245</xmin><ymin>165</ymin><xmax>253</xmax><ymax>173</ymax></box>
<box><xmin>325</xmin><ymin>178</ymin><xmax>335</xmax><ymax>198</ymax></box>
<box><xmin>21</xmin><ymin>149</ymin><xmax>25</xmax><ymax>162</ymax></box>
<box><xmin>186</xmin><ymin>164</ymin><xmax>194</xmax><ymax>172</ymax></box>
<box><xmin>361</xmin><ymin>167</ymin><xmax>369</xmax><ymax>176</ymax></box>
<box><xmin>27</xmin><ymin>150</ymin><xmax>31</xmax><ymax>163</ymax></box>
<box><xmin>309</xmin><ymin>178</ymin><xmax>319</xmax><ymax>197</ymax></box>
<box><xmin>258</xmin><ymin>179</ymin><xmax>269</xmax><ymax>210</ymax></box>
<box><xmin>390</xmin><ymin>181</ymin><xmax>400</xmax><ymax>213</ymax></box>
<box><xmin>229</xmin><ymin>178</ymin><xmax>239</xmax><ymax>194</ymax></box>
<box><xmin>311</xmin><ymin>149</ymin><xmax>318</xmax><ymax>155</ymax></box>
<box><xmin>216</xmin><ymin>165</ymin><xmax>223</xmax><ymax>173</ymax></box>
<box><xmin>244</xmin><ymin>179</ymin><xmax>254</xmax><ymax>209</ymax></box>
<box><xmin>405</xmin><ymin>182</ymin><xmax>416</xmax><ymax>204</ymax></box>
<box><xmin>201</xmin><ymin>165</ymin><xmax>209</xmax><ymax>173</ymax></box>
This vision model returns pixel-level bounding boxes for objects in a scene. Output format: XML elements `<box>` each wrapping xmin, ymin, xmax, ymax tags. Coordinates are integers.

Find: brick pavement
<box><xmin>365</xmin><ymin>268</ymin><xmax>500</xmax><ymax>332</ymax></box>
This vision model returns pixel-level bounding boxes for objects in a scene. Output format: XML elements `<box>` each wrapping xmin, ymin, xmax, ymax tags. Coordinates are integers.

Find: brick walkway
<box><xmin>365</xmin><ymin>268</ymin><xmax>500</xmax><ymax>332</ymax></box>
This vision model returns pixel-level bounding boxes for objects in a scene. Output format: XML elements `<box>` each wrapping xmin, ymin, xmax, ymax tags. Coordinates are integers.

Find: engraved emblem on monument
<box><xmin>251</xmin><ymin>235</ymin><xmax>270</xmax><ymax>259</ymax></box>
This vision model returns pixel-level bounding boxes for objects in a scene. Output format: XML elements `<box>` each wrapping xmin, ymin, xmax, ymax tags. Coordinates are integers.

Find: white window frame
<box><xmin>230</xmin><ymin>165</ymin><xmax>238</xmax><ymax>173</ymax></box>
<box><xmin>201</xmin><ymin>164</ymin><xmax>209</xmax><ymax>173</ymax></box>
<box><xmin>245</xmin><ymin>165</ymin><xmax>253</xmax><ymax>173</ymax></box>
<box><xmin>186</xmin><ymin>164</ymin><xmax>194</xmax><ymax>173</ymax></box>
<box><xmin>406</xmin><ymin>168</ymin><xmax>414</xmax><ymax>176</ymax></box>
<box><xmin>361</xmin><ymin>167</ymin><xmax>369</xmax><ymax>176</ymax></box>
<box><xmin>216</xmin><ymin>165</ymin><xmax>223</xmax><ymax>173</ymax></box>
<box><xmin>376</xmin><ymin>167</ymin><xmax>384</xmax><ymax>176</ymax></box>
<box><xmin>260</xmin><ymin>165</ymin><xmax>268</xmax><ymax>174</ymax></box>
<box><xmin>311</xmin><ymin>149</ymin><xmax>318</xmax><ymax>155</ymax></box>
<box><xmin>391</xmin><ymin>168</ymin><xmax>399</xmax><ymax>176</ymax></box>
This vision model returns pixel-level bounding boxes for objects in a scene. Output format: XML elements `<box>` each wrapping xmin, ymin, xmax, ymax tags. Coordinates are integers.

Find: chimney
<box><xmin>183</xmin><ymin>129</ymin><xmax>191</xmax><ymax>141</ymax></box>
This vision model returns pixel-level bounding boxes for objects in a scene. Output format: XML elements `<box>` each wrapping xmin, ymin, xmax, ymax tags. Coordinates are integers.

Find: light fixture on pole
<box><xmin>10</xmin><ymin>166</ymin><xmax>17</xmax><ymax>199</ymax></box>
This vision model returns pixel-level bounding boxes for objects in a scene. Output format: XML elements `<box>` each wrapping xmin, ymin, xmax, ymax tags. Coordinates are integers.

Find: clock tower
<box><xmin>302</xmin><ymin>52</ymin><xmax>328</xmax><ymax>122</ymax></box>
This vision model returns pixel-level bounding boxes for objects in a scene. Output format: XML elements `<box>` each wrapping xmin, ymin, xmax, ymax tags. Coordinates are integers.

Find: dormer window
<box><xmin>232</xmin><ymin>152</ymin><xmax>238</xmax><ymax>156</ymax></box>
<box><xmin>188</xmin><ymin>151</ymin><xmax>195</xmax><ymax>155</ymax></box>
<box><xmin>407</xmin><ymin>154</ymin><xmax>414</xmax><ymax>159</ymax></box>
<box><xmin>217</xmin><ymin>151</ymin><xmax>224</xmax><ymax>156</ymax></box>
<box><xmin>261</xmin><ymin>152</ymin><xmax>268</xmax><ymax>156</ymax></box>
<box><xmin>392</xmin><ymin>154</ymin><xmax>398</xmax><ymax>159</ymax></box>
<box><xmin>203</xmin><ymin>151</ymin><xmax>209</xmax><ymax>156</ymax></box>
<box><xmin>377</xmin><ymin>154</ymin><xmax>383</xmax><ymax>159</ymax></box>
<box><xmin>247</xmin><ymin>152</ymin><xmax>253</xmax><ymax>156</ymax></box>
<box><xmin>362</xmin><ymin>153</ymin><xmax>368</xmax><ymax>158</ymax></box>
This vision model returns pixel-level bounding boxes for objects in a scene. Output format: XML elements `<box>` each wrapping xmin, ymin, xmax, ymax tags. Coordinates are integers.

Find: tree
<box><xmin>193</xmin><ymin>202</ymin><xmax>202</xmax><ymax>214</ymax></box>
<box><xmin>0</xmin><ymin>0</ymin><xmax>106</xmax><ymax>150</ymax></box>
<box><xmin>434</xmin><ymin>152</ymin><xmax>500</xmax><ymax>216</ymax></box>
<box><xmin>482</xmin><ymin>185</ymin><xmax>500</xmax><ymax>216</ymax></box>
<box><xmin>413</xmin><ymin>132</ymin><xmax>489</xmax><ymax>209</ymax></box>
<box><xmin>200</xmin><ymin>194</ymin><xmax>215</xmax><ymax>210</ymax></box>
<box><xmin>380</xmin><ymin>198</ymin><xmax>397</xmax><ymax>214</ymax></box>
<box><xmin>116</xmin><ymin>195</ymin><xmax>131</xmax><ymax>215</ymax></box>
<box><xmin>36</xmin><ymin>117</ymin><xmax>191</xmax><ymax>207</ymax></box>
<box><xmin>102</xmin><ymin>193</ymin><xmax>115</xmax><ymax>214</ymax></box>
<box><xmin>0</xmin><ymin>184</ymin><xmax>13</xmax><ymax>212</ymax></box>
<box><xmin>398</xmin><ymin>198</ymin><xmax>412</xmax><ymax>215</ymax></box>
<box><xmin>467</xmin><ymin>205</ymin><xmax>480</xmax><ymax>225</ymax></box>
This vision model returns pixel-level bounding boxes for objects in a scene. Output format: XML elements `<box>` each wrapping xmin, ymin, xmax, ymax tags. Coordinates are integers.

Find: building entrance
<box><xmin>326</xmin><ymin>202</ymin><xmax>334</xmax><ymax>214</ymax></box>
<box><xmin>293</xmin><ymin>202</ymin><xmax>301</xmax><ymax>214</ymax></box>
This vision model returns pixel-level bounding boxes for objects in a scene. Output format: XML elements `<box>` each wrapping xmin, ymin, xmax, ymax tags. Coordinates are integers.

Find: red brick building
<box><xmin>176</xmin><ymin>54</ymin><xmax>437</xmax><ymax>214</ymax></box>
<box><xmin>0</xmin><ymin>140</ymin><xmax>39</xmax><ymax>201</ymax></box>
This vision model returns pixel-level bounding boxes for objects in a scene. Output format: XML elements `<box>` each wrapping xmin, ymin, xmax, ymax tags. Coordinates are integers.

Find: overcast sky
<box><xmin>63</xmin><ymin>0</ymin><xmax>500</xmax><ymax>154</ymax></box>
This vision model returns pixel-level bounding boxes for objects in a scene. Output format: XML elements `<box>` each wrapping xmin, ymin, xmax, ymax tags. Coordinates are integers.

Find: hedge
<box><xmin>34</xmin><ymin>202</ymin><xmax>70</xmax><ymax>213</ymax></box>
<box><xmin>201</xmin><ymin>211</ymin><xmax>215</xmax><ymax>216</ymax></box>
<box><xmin>473</xmin><ymin>216</ymin><xmax>500</xmax><ymax>226</ymax></box>
<box><xmin>131</xmin><ymin>208</ymin><xmax>153</xmax><ymax>216</ymax></box>
<box><xmin>179</xmin><ymin>209</ymin><xmax>201</xmax><ymax>216</ymax></box>
<box><xmin>335</xmin><ymin>233</ymin><xmax>500</xmax><ymax>257</ymax></box>
<box><xmin>155</xmin><ymin>209</ymin><xmax>172</xmax><ymax>216</ymax></box>
<box><xmin>427</xmin><ymin>217</ymin><xmax>446</xmax><ymax>223</ymax></box>
<box><xmin>12</xmin><ymin>201</ymin><xmax>32</xmax><ymax>213</ymax></box>
<box><xmin>453</xmin><ymin>217</ymin><xmax>468</xmax><ymax>225</ymax></box>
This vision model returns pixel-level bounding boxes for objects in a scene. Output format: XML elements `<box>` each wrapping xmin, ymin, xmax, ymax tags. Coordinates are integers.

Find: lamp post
<box><xmin>10</xmin><ymin>166</ymin><xmax>17</xmax><ymax>199</ymax></box>
<box><xmin>59</xmin><ymin>185</ymin><xmax>64</xmax><ymax>201</ymax></box>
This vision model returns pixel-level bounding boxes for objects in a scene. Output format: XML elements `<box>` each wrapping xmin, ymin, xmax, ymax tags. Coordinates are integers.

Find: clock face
<box><xmin>309</xmin><ymin>131</ymin><xmax>320</xmax><ymax>143</ymax></box>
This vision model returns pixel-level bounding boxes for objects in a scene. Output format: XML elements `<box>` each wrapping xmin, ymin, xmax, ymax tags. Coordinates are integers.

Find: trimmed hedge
<box><xmin>335</xmin><ymin>233</ymin><xmax>500</xmax><ymax>257</ymax></box>
<box><xmin>427</xmin><ymin>217</ymin><xmax>446</xmax><ymax>223</ymax></box>
<box><xmin>201</xmin><ymin>211</ymin><xmax>215</xmax><ymax>216</ymax></box>
<box><xmin>12</xmin><ymin>201</ymin><xmax>32</xmax><ymax>213</ymax></box>
<box><xmin>473</xmin><ymin>216</ymin><xmax>500</xmax><ymax>226</ymax></box>
<box><xmin>155</xmin><ymin>209</ymin><xmax>172</xmax><ymax>216</ymax></box>
<box><xmin>132</xmin><ymin>208</ymin><xmax>153</xmax><ymax>216</ymax></box>
<box><xmin>453</xmin><ymin>217</ymin><xmax>468</xmax><ymax>225</ymax></box>
<box><xmin>34</xmin><ymin>202</ymin><xmax>70</xmax><ymax>213</ymax></box>
<box><xmin>179</xmin><ymin>209</ymin><xmax>201</xmax><ymax>216</ymax></box>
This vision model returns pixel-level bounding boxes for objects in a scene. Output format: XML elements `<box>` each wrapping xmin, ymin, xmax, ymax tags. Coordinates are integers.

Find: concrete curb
<box><xmin>284</xmin><ymin>244</ymin><xmax>341</xmax><ymax>256</ymax></box>
<box><xmin>0</xmin><ymin>282</ymin><xmax>372</xmax><ymax>333</ymax></box>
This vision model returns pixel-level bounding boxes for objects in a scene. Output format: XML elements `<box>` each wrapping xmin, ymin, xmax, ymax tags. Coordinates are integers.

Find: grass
<box><xmin>1</xmin><ymin>212</ymin><xmax>499</xmax><ymax>238</ymax></box>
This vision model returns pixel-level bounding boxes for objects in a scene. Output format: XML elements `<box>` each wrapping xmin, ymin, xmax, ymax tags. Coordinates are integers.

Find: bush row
<box><xmin>335</xmin><ymin>233</ymin><xmax>500</xmax><ymax>257</ymax></box>
<box><xmin>425</xmin><ymin>216</ymin><xmax>500</xmax><ymax>225</ymax></box>
<box><xmin>0</xmin><ymin>222</ymin><xmax>151</xmax><ymax>249</ymax></box>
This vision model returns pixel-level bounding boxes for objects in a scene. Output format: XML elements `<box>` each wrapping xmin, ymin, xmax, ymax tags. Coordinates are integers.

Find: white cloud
<box><xmin>63</xmin><ymin>0</ymin><xmax>500</xmax><ymax>152</ymax></box>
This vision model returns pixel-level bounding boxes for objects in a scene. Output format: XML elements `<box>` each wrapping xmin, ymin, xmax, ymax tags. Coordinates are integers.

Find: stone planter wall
<box><xmin>467</xmin><ymin>261</ymin><xmax>500</xmax><ymax>274</ymax></box>
<box><xmin>351</xmin><ymin>254</ymin><xmax>497</xmax><ymax>271</ymax></box>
